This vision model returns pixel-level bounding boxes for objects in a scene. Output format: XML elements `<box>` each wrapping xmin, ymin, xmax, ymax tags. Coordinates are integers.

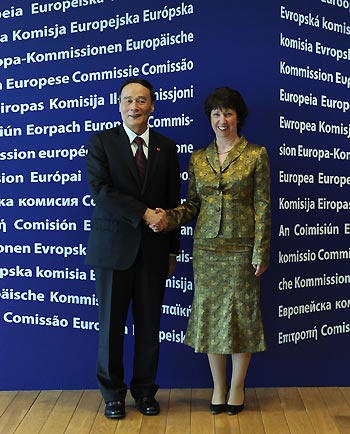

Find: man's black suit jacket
<box><xmin>85</xmin><ymin>125</ymin><xmax>180</xmax><ymax>272</ymax></box>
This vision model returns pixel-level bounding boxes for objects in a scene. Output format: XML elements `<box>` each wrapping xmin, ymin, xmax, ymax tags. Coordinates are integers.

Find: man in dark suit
<box><xmin>85</xmin><ymin>78</ymin><xmax>180</xmax><ymax>419</ymax></box>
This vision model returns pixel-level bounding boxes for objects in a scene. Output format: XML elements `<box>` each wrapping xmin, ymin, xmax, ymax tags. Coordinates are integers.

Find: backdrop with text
<box><xmin>1</xmin><ymin>0</ymin><xmax>350</xmax><ymax>390</ymax></box>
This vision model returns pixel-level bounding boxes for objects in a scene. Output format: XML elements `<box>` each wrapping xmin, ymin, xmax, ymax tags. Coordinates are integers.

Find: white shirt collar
<box><xmin>123</xmin><ymin>122</ymin><xmax>149</xmax><ymax>147</ymax></box>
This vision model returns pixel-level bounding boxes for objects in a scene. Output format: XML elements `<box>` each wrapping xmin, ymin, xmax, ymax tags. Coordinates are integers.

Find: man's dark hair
<box><xmin>119</xmin><ymin>78</ymin><xmax>156</xmax><ymax>103</ymax></box>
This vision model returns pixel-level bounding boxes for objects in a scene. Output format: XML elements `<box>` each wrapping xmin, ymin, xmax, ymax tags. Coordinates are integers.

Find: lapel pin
<box><xmin>156</xmin><ymin>147</ymin><xmax>161</xmax><ymax>152</ymax></box>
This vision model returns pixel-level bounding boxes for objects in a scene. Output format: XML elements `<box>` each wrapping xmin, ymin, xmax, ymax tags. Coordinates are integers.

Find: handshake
<box><xmin>143</xmin><ymin>208</ymin><xmax>168</xmax><ymax>233</ymax></box>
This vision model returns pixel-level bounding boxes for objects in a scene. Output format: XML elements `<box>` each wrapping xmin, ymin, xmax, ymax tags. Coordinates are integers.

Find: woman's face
<box><xmin>210</xmin><ymin>107</ymin><xmax>239</xmax><ymax>139</ymax></box>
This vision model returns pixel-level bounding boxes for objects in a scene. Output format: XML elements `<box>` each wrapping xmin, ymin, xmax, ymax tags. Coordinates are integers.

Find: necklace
<box><xmin>217</xmin><ymin>148</ymin><xmax>233</xmax><ymax>155</ymax></box>
<box><xmin>216</xmin><ymin>137</ymin><xmax>238</xmax><ymax>155</ymax></box>
<box><xmin>215</xmin><ymin>139</ymin><xmax>236</xmax><ymax>155</ymax></box>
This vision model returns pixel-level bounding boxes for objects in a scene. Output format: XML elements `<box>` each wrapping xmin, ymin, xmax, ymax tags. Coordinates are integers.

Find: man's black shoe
<box><xmin>104</xmin><ymin>400</ymin><xmax>126</xmax><ymax>419</ymax></box>
<box><xmin>135</xmin><ymin>397</ymin><xmax>160</xmax><ymax>415</ymax></box>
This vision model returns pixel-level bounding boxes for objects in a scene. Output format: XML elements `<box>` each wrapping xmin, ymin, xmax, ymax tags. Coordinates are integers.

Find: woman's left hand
<box><xmin>253</xmin><ymin>264</ymin><xmax>268</xmax><ymax>276</ymax></box>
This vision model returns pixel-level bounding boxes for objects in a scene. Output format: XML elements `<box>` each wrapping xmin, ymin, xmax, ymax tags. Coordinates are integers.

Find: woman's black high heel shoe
<box><xmin>210</xmin><ymin>386</ymin><xmax>229</xmax><ymax>414</ymax></box>
<box><xmin>226</xmin><ymin>387</ymin><xmax>245</xmax><ymax>415</ymax></box>
<box><xmin>210</xmin><ymin>402</ymin><xmax>226</xmax><ymax>415</ymax></box>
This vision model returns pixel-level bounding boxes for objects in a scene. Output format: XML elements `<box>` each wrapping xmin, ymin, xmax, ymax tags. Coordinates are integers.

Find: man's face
<box><xmin>119</xmin><ymin>83</ymin><xmax>154</xmax><ymax>134</ymax></box>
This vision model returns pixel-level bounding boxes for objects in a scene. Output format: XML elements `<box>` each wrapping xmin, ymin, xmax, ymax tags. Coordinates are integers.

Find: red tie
<box><xmin>134</xmin><ymin>136</ymin><xmax>147</xmax><ymax>179</ymax></box>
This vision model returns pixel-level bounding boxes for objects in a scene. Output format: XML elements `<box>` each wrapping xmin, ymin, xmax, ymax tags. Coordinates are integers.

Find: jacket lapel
<box><xmin>206</xmin><ymin>141</ymin><xmax>220</xmax><ymax>173</ymax></box>
<box><xmin>205</xmin><ymin>137</ymin><xmax>248</xmax><ymax>173</ymax></box>
<box><xmin>220</xmin><ymin>136</ymin><xmax>248</xmax><ymax>172</ymax></box>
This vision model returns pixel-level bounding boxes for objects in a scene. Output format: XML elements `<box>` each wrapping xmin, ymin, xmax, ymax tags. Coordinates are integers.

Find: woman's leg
<box><xmin>228</xmin><ymin>352</ymin><xmax>251</xmax><ymax>405</ymax></box>
<box><xmin>208</xmin><ymin>353</ymin><xmax>228</xmax><ymax>404</ymax></box>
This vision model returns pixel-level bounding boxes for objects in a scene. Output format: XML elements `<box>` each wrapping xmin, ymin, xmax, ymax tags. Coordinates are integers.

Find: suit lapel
<box><xmin>114</xmin><ymin>126</ymin><xmax>143</xmax><ymax>187</ymax></box>
<box><xmin>143</xmin><ymin>130</ymin><xmax>161</xmax><ymax>188</ymax></box>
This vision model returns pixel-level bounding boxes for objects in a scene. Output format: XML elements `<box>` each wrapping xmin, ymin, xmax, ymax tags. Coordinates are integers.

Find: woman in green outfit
<box><xmin>152</xmin><ymin>87</ymin><xmax>271</xmax><ymax>415</ymax></box>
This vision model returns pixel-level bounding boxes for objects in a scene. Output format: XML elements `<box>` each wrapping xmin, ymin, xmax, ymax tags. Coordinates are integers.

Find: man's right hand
<box><xmin>143</xmin><ymin>208</ymin><xmax>168</xmax><ymax>232</ymax></box>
